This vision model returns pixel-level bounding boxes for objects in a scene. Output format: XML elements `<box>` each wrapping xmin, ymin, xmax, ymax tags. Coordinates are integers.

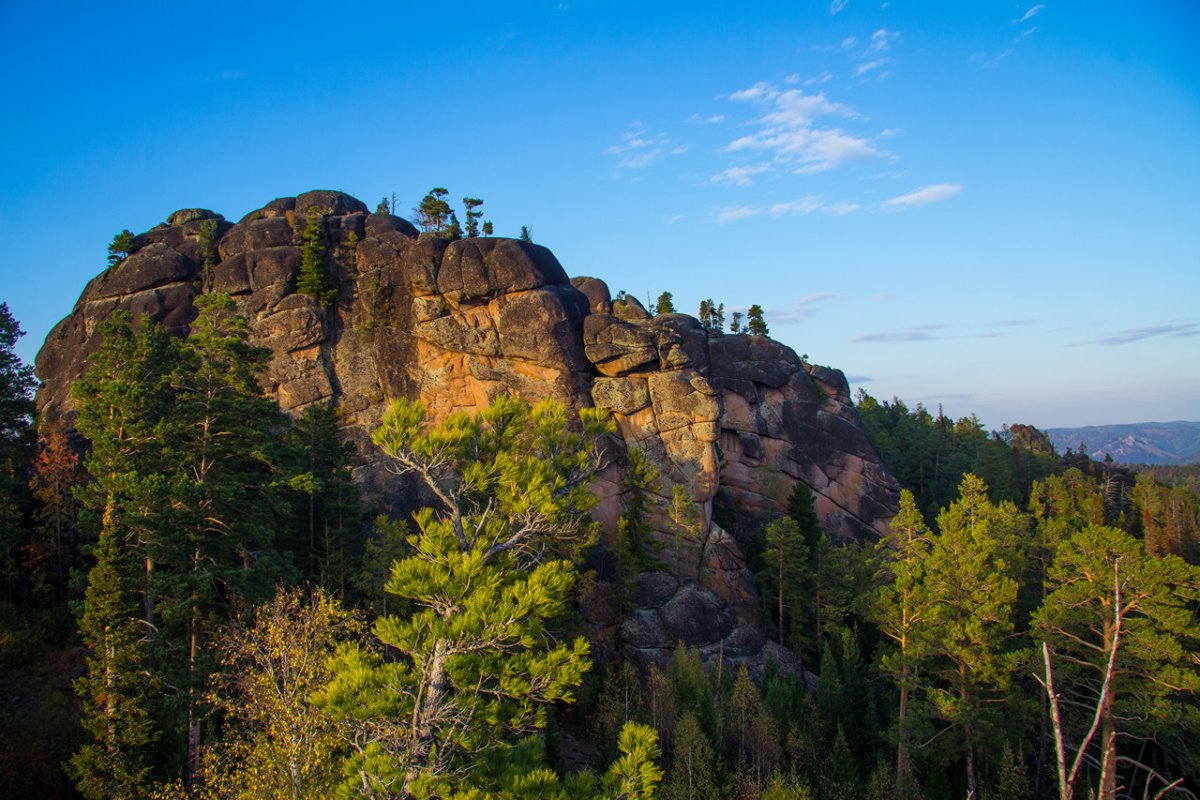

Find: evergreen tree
<box><xmin>923</xmin><ymin>474</ymin><xmax>1024</xmax><ymax>800</ymax></box>
<box><xmin>656</xmin><ymin>292</ymin><xmax>676</xmax><ymax>315</ymax></box>
<box><xmin>865</xmin><ymin>489</ymin><xmax>936</xmax><ymax>796</ymax></box>
<box><xmin>520</xmin><ymin>225</ymin><xmax>533</xmax><ymax>242</ymax></box>
<box><xmin>324</xmin><ymin>395</ymin><xmax>613</xmax><ymax>797</ymax></box>
<box><xmin>730</xmin><ymin>311</ymin><xmax>743</xmax><ymax>334</ymax></box>
<box><xmin>757</xmin><ymin>517</ymin><xmax>807</xmax><ymax>647</ymax></box>
<box><xmin>68</xmin><ymin>523</ymin><xmax>158</xmax><ymax>800</ymax></box>
<box><xmin>668</xmin><ymin>485</ymin><xmax>703</xmax><ymax>578</ymax></box>
<box><xmin>198</xmin><ymin>218</ymin><xmax>220</xmax><ymax>293</ymax></box>
<box><xmin>0</xmin><ymin>302</ymin><xmax>36</xmax><ymax>601</ymax></box>
<box><xmin>463</xmin><ymin>197</ymin><xmax>484</xmax><ymax>237</ymax></box>
<box><xmin>664</xmin><ymin>712</ymin><xmax>719</xmax><ymax>800</ymax></box>
<box><xmin>445</xmin><ymin>211</ymin><xmax>463</xmax><ymax>240</ymax></box>
<box><xmin>107</xmin><ymin>229</ymin><xmax>136</xmax><ymax>267</ymax></box>
<box><xmin>415</xmin><ymin>188</ymin><xmax>451</xmax><ymax>233</ymax></box>
<box><xmin>296</xmin><ymin>206</ymin><xmax>336</xmax><ymax>306</ymax></box>
<box><xmin>1034</xmin><ymin>524</ymin><xmax>1200</xmax><ymax>799</ymax></box>
<box><xmin>376</xmin><ymin>197</ymin><xmax>390</xmax><ymax>214</ymax></box>
<box><xmin>483</xmin><ymin>220</ymin><xmax>494</xmax><ymax>236</ymax></box>
<box><xmin>747</xmin><ymin>305</ymin><xmax>769</xmax><ymax>337</ymax></box>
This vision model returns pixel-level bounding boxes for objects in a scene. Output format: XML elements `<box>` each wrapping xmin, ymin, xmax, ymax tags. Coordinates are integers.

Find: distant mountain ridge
<box><xmin>1046</xmin><ymin>421</ymin><xmax>1200</xmax><ymax>465</ymax></box>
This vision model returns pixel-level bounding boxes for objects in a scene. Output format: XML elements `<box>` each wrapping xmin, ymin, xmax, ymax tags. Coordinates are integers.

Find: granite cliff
<box><xmin>35</xmin><ymin>190</ymin><xmax>899</xmax><ymax>670</ymax></box>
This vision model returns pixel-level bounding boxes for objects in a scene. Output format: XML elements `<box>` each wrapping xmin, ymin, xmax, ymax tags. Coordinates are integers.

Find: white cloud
<box><xmin>723</xmin><ymin>83</ymin><xmax>883</xmax><ymax>175</ymax></box>
<box><xmin>714</xmin><ymin>198</ymin><xmax>861</xmax><ymax>221</ymax></box>
<box><xmin>805</xmin><ymin>70</ymin><xmax>834</xmax><ymax>86</ymax></box>
<box><xmin>870</xmin><ymin>29</ymin><xmax>896</xmax><ymax>51</ymax></box>
<box><xmin>879</xmin><ymin>127</ymin><xmax>903</xmax><ymax>138</ymax></box>
<box><xmin>689</xmin><ymin>113</ymin><xmax>726</xmax><ymax>125</ymax></box>
<box><xmin>715</xmin><ymin>206</ymin><xmax>761</xmax><ymax>224</ymax></box>
<box><xmin>770</xmin><ymin>197</ymin><xmax>823</xmax><ymax>216</ymax></box>
<box><xmin>607</xmin><ymin>127</ymin><xmax>683</xmax><ymax>169</ymax></box>
<box><xmin>711</xmin><ymin>164</ymin><xmax>773</xmax><ymax>186</ymax></box>
<box><xmin>855</xmin><ymin>59</ymin><xmax>886</xmax><ymax>76</ymax></box>
<box><xmin>665</xmin><ymin>213</ymin><xmax>686</xmax><ymax>224</ymax></box>
<box><xmin>831</xmin><ymin>0</ymin><xmax>850</xmax><ymax>14</ymax></box>
<box><xmin>841</xmin><ymin>36</ymin><xmax>857</xmax><ymax>50</ymax></box>
<box><xmin>883</xmin><ymin>183</ymin><xmax>962</xmax><ymax>208</ymax></box>
<box><xmin>1016</xmin><ymin>4</ymin><xmax>1044</xmax><ymax>24</ymax></box>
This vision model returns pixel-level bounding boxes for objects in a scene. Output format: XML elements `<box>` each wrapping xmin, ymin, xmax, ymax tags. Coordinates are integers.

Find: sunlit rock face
<box><xmin>35</xmin><ymin>190</ymin><xmax>899</xmax><ymax>673</ymax></box>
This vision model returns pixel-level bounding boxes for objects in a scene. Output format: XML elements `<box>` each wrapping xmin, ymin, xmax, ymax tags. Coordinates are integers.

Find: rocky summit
<box><xmin>35</xmin><ymin>190</ymin><xmax>899</xmax><ymax>670</ymax></box>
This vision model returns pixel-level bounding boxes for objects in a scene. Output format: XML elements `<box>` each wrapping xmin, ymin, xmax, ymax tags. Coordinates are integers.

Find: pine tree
<box><xmin>0</xmin><ymin>302</ymin><xmax>36</xmax><ymax>601</ymax></box>
<box><xmin>463</xmin><ymin>197</ymin><xmax>484</xmax><ymax>237</ymax></box>
<box><xmin>198</xmin><ymin>218</ymin><xmax>220</xmax><ymax>293</ymax></box>
<box><xmin>296</xmin><ymin>207</ymin><xmax>336</xmax><ymax>306</ymax></box>
<box><xmin>25</xmin><ymin>422</ymin><xmax>81</xmax><ymax>600</ymax></box>
<box><xmin>483</xmin><ymin>220</ymin><xmax>494</xmax><ymax>236</ymax></box>
<box><xmin>107</xmin><ymin>229</ymin><xmax>136</xmax><ymax>267</ymax></box>
<box><xmin>325</xmin><ymin>395</ymin><xmax>613</xmax><ymax>797</ymax></box>
<box><xmin>923</xmin><ymin>474</ymin><xmax>1024</xmax><ymax>800</ymax></box>
<box><xmin>729</xmin><ymin>311</ymin><xmax>743</xmax><ymax>334</ymax></box>
<box><xmin>520</xmin><ymin>225</ymin><xmax>533</xmax><ymax>242</ymax></box>
<box><xmin>864</xmin><ymin>490</ymin><xmax>935</xmax><ymax>796</ymax></box>
<box><xmin>68</xmin><ymin>522</ymin><xmax>158</xmax><ymax>800</ymax></box>
<box><xmin>747</xmin><ymin>305</ymin><xmax>769</xmax><ymax>337</ymax></box>
<box><xmin>655</xmin><ymin>292</ymin><xmax>676</xmax><ymax>315</ymax></box>
<box><xmin>416</xmin><ymin>187</ymin><xmax>452</xmax><ymax>233</ymax></box>
<box><xmin>376</xmin><ymin>197</ymin><xmax>390</xmax><ymax>214</ymax></box>
<box><xmin>1034</xmin><ymin>524</ymin><xmax>1200</xmax><ymax>800</ymax></box>
<box><xmin>758</xmin><ymin>517</ymin><xmax>807</xmax><ymax>647</ymax></box>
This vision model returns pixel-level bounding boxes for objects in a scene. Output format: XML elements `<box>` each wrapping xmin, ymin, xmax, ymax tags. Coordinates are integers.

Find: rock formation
<box><xmin>35</xmin><ymin>190</ymin><xmax>899</xmax><ymax>671</ymax></box>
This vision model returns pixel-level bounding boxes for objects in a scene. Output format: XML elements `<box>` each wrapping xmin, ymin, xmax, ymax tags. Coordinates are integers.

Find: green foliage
<box><xmin>1035</xmin><ymin>524</ymin><xmax>1200</xmax><ymax>790</ymax></box>
<box><xmin>463</xmin><ymin>197</ymin><xmax>484</xmax><ymax>237</ymax></box>
<box><xmin>67</xmin><ymin>523</ymin><xmax>158</xmax><ymax>800</ymax></box>
<box><xmin>0</xmin><ymin>302</ymin><xmax>36</xmax><ymax>601</ymax></box>
<box><xmin>200</xmin><ymin>587</ymin><xmax>360</xmax><ymax>800</ymax></box>
<box><xmin>664</xmin><ymin>712</ymin><xmax>719</xmax><ymax>800</ymax></box>
<box><xmin>729</xmin><ymin>311</ymin><xmax>743</xmax><ymax>334</ymax></box>
<box><xmin>376</xmin><ymin>197</ymin><xmax>390</xmax><ymax>214</ymax></box>
<box><xmin>483</xmin><ymin>220</ymin><xmax>494</xmax><ymax>236</ymax></box>
<box><xmin>617</xmin><ymin>448</ymin><xmax>661</xmax><ymax>575</ymax></box>
<box><xmin>746</xmin><ymin>304</ymin><xmax>768</xmax><ymax>337</ymax></box>
<box><xmin>198</xmin><ymin>218</ymin><xmax>219</xmax><ymax>292</ymax></box>
<box><xmin>325</xmin><ymin>395</ymin><xmax>614</xmax><ymax>796</ymax></box>
<box><xmin>696</xmin><ymin>299</ymin><xmax>724</xmax><ymax>333</ymax></box>
<box><xmin>757</xmin><ymin>517</ymin><xmax>807</xmax><ymax>647</ymax></box>
<box><xmin>107</xmin><ymin>229</ymin><xmax>136</xmax><ymax>267</ymax></box>
<box><xmin>70</xmin><ymin>297</ymin><xmax>302</xmax><ymax>791</ymax></box>
<box><xmin>520</xmin><ymin>225</ymin><xmax>533</xmax><ymax>243</ymax></box>
<box><xmin>655</xmin><ymin>292</ymin><xmax>676</xmax><ymax>315</ymax></box>
<box><xmin>415</xmin><ymin>187</ymin><xmax>452</xmax><ymax>233</ymax></box>
<box><xmin>297</xmin><ymin>206</ymin><xmax>337</xmax><ymax>306</ymax></box>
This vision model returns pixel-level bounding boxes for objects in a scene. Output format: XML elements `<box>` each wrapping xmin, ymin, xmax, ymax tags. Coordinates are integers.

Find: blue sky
<box><xmin>1</xmin><ymin>1</ymin><xmax>1197</xmax><ymax>429</ymax></box>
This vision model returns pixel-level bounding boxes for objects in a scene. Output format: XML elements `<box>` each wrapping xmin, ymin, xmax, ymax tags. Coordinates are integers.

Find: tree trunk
<box><xmin>404</xmin><ymin>639</ymin><xmax>450</xmax><ymax>798</ymax></box>
<box><xmin>896</xmin><ymin>665</ymin><xmax>909</xmax><ymax>798</ymax></box>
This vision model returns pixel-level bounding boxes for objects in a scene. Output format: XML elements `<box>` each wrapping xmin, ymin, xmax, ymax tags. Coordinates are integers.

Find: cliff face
<box><xmin>35</xmin><ymin>190</ymin><xmax>899</xmax><ymax>669</ymax></box>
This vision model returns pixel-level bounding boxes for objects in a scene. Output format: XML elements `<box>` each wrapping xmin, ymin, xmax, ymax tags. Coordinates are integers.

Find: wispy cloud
<box><xmin>852</xmin><ymin>323</ymin><xmax>1002</xmax><ymax>343</ymax></box>
<box><xmin>607</xmin><ymin>127</ymin><xmax>682</xmax><ymax>169</ymax></box>
<box><xmin>714</xmin><ymin>197</ymin><xmax>861</xmax><ymax>222</ymax></box>
<box><xmin>689</xmin><ymin>113</ymin><xmax>726</xmax><ymax>125</ymax></box>
<box><xmin>1015</xmin><ymin>4</ymin><xmax>1044</xmax><ymax>24</ymax></box>
<box><xmin>1079</xmin><ymin>323</ymin><xmax>1199</xmax><ymax>346</ymax></box>
<box><xmin>715</xmin><ymin>206</ymin><xmax>761</xmax><ymax>224</ymax></box>
<box><xmin>883</xmin><ymin>183</ymin><xmax>962</xmax><ymax>209</ymax></box>
<box><xmin>711</xmin><ymin>164</ymin><xmax>773</xmax><ymax>186</ymax></box>
<box><xmin>870</xmin><ymin>29</ymin><xmax>897</xmax><ymax>52</ymax></box>
<box><xmin>197</xmin><ymin>69</ymin><xmax>245</xmax><ymax>83</ymax></box>
<box><xmin>722</xmin><ymin>82</ymin><xmax>883</xmax><ymax>175</ymax></box>
<box><xmin>855</xmin><ymin>59</ymin><xmax>886</xmax><ymax>76</ymax></box>
<box><xmin>766</xmin><ymin>292</ymin><xmax>837</xmax><ymax>324</ymax></box>
<box><xmin>830</xmin><ymin>0</ymin><xmax>850</xmax><ymax>14</ymax></box>
<box><xmin>852</xmin><ymin>324</ymin><xmax>947</xmax><ymax>343</ymax></box>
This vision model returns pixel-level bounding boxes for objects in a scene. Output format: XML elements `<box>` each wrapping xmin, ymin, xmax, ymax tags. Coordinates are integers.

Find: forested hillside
<box><xmin>1</xmin><ymin>204</ymin><xmax>1199</xmax><ymax>799</ymax></box>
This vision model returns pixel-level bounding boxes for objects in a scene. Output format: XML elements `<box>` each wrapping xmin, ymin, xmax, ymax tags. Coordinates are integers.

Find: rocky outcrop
<box><xmin>35</xmin><ymin>190</ymin><xmax>899</xmax><ymax>673</ymax></box>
